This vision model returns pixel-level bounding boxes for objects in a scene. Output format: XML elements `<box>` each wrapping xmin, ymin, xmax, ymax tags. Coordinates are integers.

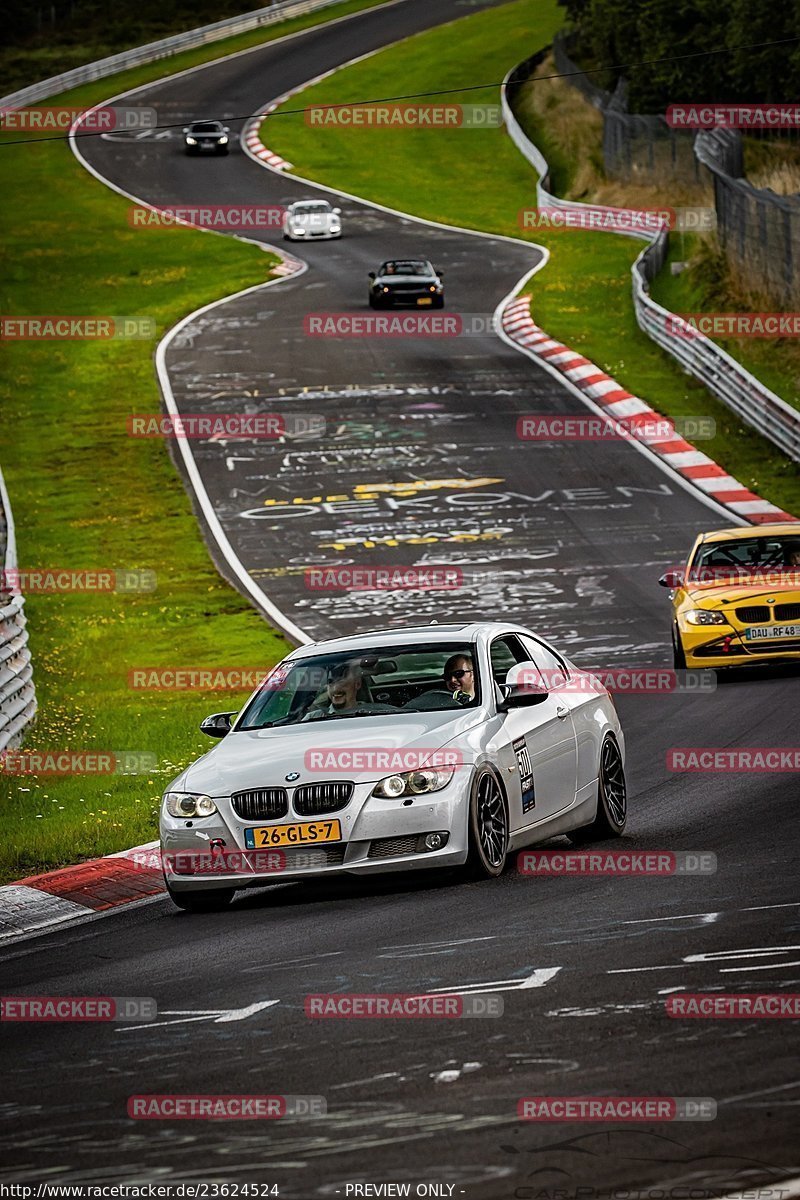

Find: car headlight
<box><xmin>218</xmin><ymin>136</ymin><xmax>228</xmax><ymax>145</ymax></box>
<box><xmin>372</xmin><ymin>766</ymin><xmax>455</xmax><ymax>799</ymax></box>
<box><xmin>164</xmin><ymin>792</ymin><xmax>218</xmax><ymax>817</ymax></box>
<box><xmin>685</xmin><ymin>609</ymin><xmax>728</xmax><ymax>626</ymax></box>
<box><xmin>185</xmin><ymin>136</ymin><xmax>197</xmax><ymax>145</ymax></box>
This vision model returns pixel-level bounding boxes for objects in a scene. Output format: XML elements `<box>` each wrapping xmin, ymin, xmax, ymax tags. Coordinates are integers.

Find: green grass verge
<box><xmin>0</xmin><ymin>0</ymin><xmax>405</xmax><ymax>883</ymax></box>
<box><xmin>261</xmin><ymin>0</ymin><xmax>800</xmax><ymax>517</ymax></box>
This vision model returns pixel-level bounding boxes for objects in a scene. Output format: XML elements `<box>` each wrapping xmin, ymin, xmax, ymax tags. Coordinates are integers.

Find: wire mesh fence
<box><xmin>695</xmin><ymin>130</ymin><xmax>800</xmax><ymax>306</ymax></box>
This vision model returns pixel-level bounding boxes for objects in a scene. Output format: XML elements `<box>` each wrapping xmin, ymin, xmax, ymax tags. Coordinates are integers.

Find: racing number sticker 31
<box><xmin>513</xmin><ymin>737</ymin><xmax>535</xmax><ymax>813</ymax></box>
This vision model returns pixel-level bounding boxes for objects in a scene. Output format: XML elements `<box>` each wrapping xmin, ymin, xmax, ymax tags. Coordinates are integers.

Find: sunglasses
<box><xmin>445</xmin><ymin>668</ymin><xmax>471</xmax><ymax>681</ymax></box>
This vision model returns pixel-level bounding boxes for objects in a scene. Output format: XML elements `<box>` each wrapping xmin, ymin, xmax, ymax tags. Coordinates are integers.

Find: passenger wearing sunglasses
<box><xmin>442</xmin><ymin>654</ymin><xmax>475</xmax><ymax>703</ymax></box>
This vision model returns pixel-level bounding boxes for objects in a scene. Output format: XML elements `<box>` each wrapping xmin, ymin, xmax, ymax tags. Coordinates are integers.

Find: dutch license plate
<box><xmin>417</xmin><ymin>297</ymin><xmax>433</xmax><ymax>306</ymax></box>
<box><xmin>244</xmin><ymin>819</ymin><xmax>342</xmax><ymax>849</ymax></box>
<box><xmin>746</xmin><ymin>624</ymin><xmax>800</xmax><ymax>640</ymax></box>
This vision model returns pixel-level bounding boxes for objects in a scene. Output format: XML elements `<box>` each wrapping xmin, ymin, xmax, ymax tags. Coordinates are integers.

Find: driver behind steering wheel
<box><xmin>442</xmin><ymin>654</ymin><xmax>475</xmax><ymax>705</ymax></box>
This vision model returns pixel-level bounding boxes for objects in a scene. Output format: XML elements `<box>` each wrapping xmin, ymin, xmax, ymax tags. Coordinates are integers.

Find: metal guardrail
<box><xmin>0</xmin><ymin>0</ymin><xmax>358</xmax><ymax>110</ymax></box>
<box><xmin>502</xmin><ymin>64</ymin><xmax>800</xmax><ymax>464</ymax></box>
<box><xmin>0</xmin><ymin>469</ymin><xmax>36</xmax><ymax>754</ymax></box>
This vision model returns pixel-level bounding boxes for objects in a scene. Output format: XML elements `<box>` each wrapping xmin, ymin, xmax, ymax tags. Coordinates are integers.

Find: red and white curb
<box><xmin>503</xmin><ymin>295</ymin><xmax>798</xmax><ymax>525</ymax></box>
<box><xmin>0</xmin><ymin>842</ymin><xmax>165</xmax><ymax>940</ymax></box>
<box><xmin>243</xmin><ymin>96</ymin><xmax>295</xmax><ymax>170</ymax></box>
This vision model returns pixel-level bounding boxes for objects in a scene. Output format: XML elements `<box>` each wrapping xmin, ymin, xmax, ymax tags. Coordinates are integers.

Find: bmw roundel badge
<box><xmin>285</xmin><ymin>771</ymin><xmax>300</xmax><ymax>782</ymax></box>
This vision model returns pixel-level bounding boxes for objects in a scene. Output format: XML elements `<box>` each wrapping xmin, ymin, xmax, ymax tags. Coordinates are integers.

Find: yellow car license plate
<box><xmin>417</xmin><ymin>297</ymin><xmax>433</xmax><ymax>305</ymax></box>
<box><xmin>244</xmin><ymin>820</ymin><xmax>342</xmax><ymax>849</ymax></box>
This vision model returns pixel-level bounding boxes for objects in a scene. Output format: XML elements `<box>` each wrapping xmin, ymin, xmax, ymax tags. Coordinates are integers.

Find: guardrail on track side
<box><xmin>0</xmin><ymin>469</ymin><xmax>37</xmax><ymax>755</ymax></box>
<box><xmin>501</xmin><ymin>60</ymin><xmax>800</xmax><ymax>464</ymax></box>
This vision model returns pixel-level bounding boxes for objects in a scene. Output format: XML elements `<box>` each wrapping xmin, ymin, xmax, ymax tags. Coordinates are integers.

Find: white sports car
<box><xmin>282</xmin><ymin>198</ymin><xmax>342</xmax><ymax>240</ymax></box>
<box><xmin>160</xmin><ymin>623</ymin><xmax>627</xmax><ymax>911</ymax></box>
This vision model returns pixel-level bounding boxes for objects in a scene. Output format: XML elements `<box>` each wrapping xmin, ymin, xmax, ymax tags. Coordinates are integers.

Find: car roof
<box><xmin>290</xmin><ymin>622</ymin><xmax>536</xmax><ymax>658</ymax></box>
<box><xmin>698</xmin><ymin>523</ymin><xmax>800</xmax><ymax>543</ymax></box>
<box><xmin>291</xmin><ymin>198</ymin><xmax>331</xmax><ymax>206</ymax></box>
<box><xmin>189</xmin><ymin>120</ymin><xmax>223</xmax><ymax>127</ymax></box>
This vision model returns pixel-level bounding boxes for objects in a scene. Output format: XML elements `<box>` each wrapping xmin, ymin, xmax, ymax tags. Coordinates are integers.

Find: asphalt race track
<box><xmin>2</xmin><ymin>0</ymin><xmax>799</xmax><ymax>1194</ymax></box>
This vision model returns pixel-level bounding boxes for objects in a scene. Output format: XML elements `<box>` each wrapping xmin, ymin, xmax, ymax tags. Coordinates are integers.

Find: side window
<box><xmin>520</xmin><ymin>635</ymin><xmax>569</xmax><ymax>689</ymax></box>
<box><xmin>489</xmin><ymin>635</ymin><xmax>537</xmax><ymax>685</ymax></box>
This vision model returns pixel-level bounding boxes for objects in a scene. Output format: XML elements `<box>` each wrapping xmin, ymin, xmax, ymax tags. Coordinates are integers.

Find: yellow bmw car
<box><xmin>660</xmin><ymin>524</ymin><xmax>800</xmax><ymax>669</ymax></box>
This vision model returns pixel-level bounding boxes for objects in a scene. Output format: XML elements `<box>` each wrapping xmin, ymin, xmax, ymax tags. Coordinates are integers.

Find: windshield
<box><xmin>293</xmin><ymin>203</ymin><xmax>331</xmax><ymax>215</ymax></box>
<box><xmin>690</xmin><ymin>536</ymin><xmax>800</xmax><ymax>581</ymax></box>
<box><xmin>237</xmin><ymin>643</ymin><xmax>481</xmax><ymax>730</ymax></box>
<box><xmin>379</xmin><ymin>261</ymin><xmax>431</xmax><ymax>276</ymax></box>
<box><xmin>191</xmin><ymin>123</ymin><xmax>222</xmax><ymax>133</ymax></box>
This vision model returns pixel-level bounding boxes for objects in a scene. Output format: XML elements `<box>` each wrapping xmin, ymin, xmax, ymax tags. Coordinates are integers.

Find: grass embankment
<box><xmin>261</xmin><ymin>7</ymin><xmax>799</xmax><ymax>514</ymax></box>
<box><xmin>0</xmin><ymin>0</ymin><xmax>403</xmax><ymax>880</ymax></box>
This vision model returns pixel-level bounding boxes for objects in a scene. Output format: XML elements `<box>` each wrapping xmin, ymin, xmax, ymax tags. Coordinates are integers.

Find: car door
<box><xmin>489</xmin><ymin>634</ymin><xmax>578</xmax><ymax>828</ymax></box>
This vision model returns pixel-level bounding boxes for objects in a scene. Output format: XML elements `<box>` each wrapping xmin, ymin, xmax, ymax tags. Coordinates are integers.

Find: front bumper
<box><xmin>160</xmin><ymin>774</ymin><xmax>471</xmax><ymax>893</ymax></box>
<box><xmin>680</xmin><ymin>624</ymin><xmax>800</xmax><ymax>667</ymax></box>
<box><xmin>287</xmin><ymin>227</ymin><xmax>340</xmax><ymax>239</ymax></box>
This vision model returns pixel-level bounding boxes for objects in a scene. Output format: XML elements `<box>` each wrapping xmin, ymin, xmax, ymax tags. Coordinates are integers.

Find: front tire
<box><xmin>166</xmin><ymin>884</ymin><xmax>235</xmax><ymax>912</ymax></box>
<box><xmin>672</xmin><ymin>624</ymin><xmax>687</xmax><ymax>669</ymax></box>
<box><xmin>570</xmin><ymin>735</ymin><xmax>627</xmax><ymax>843</ymax></box>
<box><xmin>466</xmin><ymin>766</ymin><xmax>509</xmax><ymax>878</ymax></box>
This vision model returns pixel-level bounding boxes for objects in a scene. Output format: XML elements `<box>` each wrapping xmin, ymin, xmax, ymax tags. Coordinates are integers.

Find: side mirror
<box><xmin>200</xmin><ymin>711</ymin><xmax>236</xmax><ymax>738</ymax></box>
<box><xmin>497</xmin><ymin>663</ymin><xmax>549</xmax><ymax>711</ymax></box>
<box><xmin>223</xmin><ymin>126</ymin><xmax>230</xmax><ymax>133</ymax></box>
<box><xmin>659</xmin><ymin>570</ymin><xmax>684</xmax><ymax>589</ymax></box>
<box><xmin>368</xmin><ymin>271</ymin><xmax>376</xmax><ymax>280</ymax></box>
<box><xmin>182</xmin><ymin>127</ymin><xmax>189</xmax><ymax>134</ymax></box>
<box><xmin>333</xmin><ymin>207</ymin><xmax>342</xmax><ymax>214</ymax></box>
<box><xmin>435</xmin><ymin>268</ymin><xmax>444</xmax><ymax>277</ymax></box>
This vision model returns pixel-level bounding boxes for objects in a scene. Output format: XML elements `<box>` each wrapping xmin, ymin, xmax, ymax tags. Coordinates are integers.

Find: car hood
<box><xmin>292</xmin><ymin>212</ymin><xmax>334</xmax><ymax>223</ymax></box>
<box><xmin>180</xmin><ymin>709</ymin><xmax>485</xmax><ymax>795</ymax></box>
<box><xmin>685</xmin><ymin>580</ymin><xmax>800</xmax><ymax>606</ymax></box>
